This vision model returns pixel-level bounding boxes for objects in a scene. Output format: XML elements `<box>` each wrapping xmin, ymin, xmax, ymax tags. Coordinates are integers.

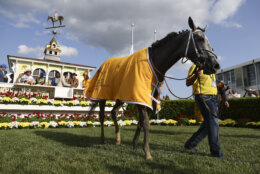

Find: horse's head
<box><xmin>185</xmin><ymin>17</ymin><xmax>220</xmax><ymax>75</ymax></box>
<box><xmin>47</xmin><ymin>16</ymin><xmax>52</xmax><ymax>20</ymax></box>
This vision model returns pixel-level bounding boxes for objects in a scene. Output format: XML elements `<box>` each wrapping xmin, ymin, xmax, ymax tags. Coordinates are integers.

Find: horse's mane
<box><xmin>151</xmin><ymin>29</ymin><xmax>189</xmax><ymax>48</ymax></box>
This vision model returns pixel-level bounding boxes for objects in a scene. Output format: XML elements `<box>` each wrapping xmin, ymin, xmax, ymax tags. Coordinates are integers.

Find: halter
<box><xmin>185</xmin><ymin>30</ymin><xmax>199</xmax><ymax>58</ymax></box>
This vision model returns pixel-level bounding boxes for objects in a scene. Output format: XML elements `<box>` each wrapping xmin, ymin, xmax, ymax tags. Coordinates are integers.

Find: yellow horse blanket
<box><xmin>85</xmin><ymin>48</ymin><xmax>162</xmax><ymax>111</ymax></box>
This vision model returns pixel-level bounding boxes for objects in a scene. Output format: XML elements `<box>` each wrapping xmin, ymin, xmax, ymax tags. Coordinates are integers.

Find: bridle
<box><xmin>150</xmin><ymin>29</ymin><xmax>218</xmax><ymax>99</ymax></box>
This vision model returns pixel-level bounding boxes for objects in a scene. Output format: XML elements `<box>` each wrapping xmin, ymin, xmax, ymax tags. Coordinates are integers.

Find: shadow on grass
<box><xmin>221</xmin><ymin>134</ymin><xmax>260</xmax><ymax>139</ymax></box>
<box><xmin>35</xmin><ymin>131</ymin><xmax>104</xmax><ymax>147</ymax></box>
<box><xmin>34</xmin><ymin>130</ymin><xmax>134</xmax><ymax>147</ymax></box>
<box><xmin>34</xmin><ymin>130</ymin><xmax>209</xmax><ymax>159</ymax></box>
<box><xmin>105</xmin><ymin>160</ymin><xmax>194</xmax><ymax>174</ymax></box>
<box><xmin>123</xmin><ymin>127</ymin><xmax>193</xmax><ymax>136</ymax></box>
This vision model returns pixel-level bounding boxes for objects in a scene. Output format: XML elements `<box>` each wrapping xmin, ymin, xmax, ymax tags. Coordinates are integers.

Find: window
<box><xmin>48</xmin><ymin>70</ymin><xmax>60</xmax><ymax>83</ymax></box>
<box><xmin>216</xmin><ymin>73</ymin><xmax>223</xmax><ymax>82</ymax></box>
<box><xmin>246</xmin><ymin>64</ymin><xmax>256</xmax><ymax>86</ymax></box>
<box><xmin>55</xmin><ymin>51</ymin><xmax>57</xmax><ymax>55</ymax></box>
<box><xmin>33</xmin><ymin>68</ymin><xmax>45</xmax><ymax>81</ymax></box>
<box><xmin>52</xmin><ymin>44</ymin><xmax>56</xmax><ymax>48</ymax></box>
<box><xmin>223</xmin><ymin>70</ymin><xmax>235</xmax><ymax>89</ymax></box>
<box><xmin>63</xmin><ymin>71</ymin><xmax>73</xmax><ymax>79</ymax></box>
<box><xmin>256</xmin><ymin>62</ymin><xmax>260</xmax><ymax>85</ymax></box>
<box><xmin>49</xmin><ymin>50</ymin><xmax>52</xmax><ymax>54</ymax></box>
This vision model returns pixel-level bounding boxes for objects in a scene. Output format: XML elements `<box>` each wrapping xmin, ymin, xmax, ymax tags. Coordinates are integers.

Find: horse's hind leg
<box><xmin>133</xmin><ymin>105</ymin><xmax>144</xmax><ymax>149</ymax></box>
<box><xmin>138</xmin><ymin>105</ymin><xmax>152</xmax><ymax>160</ymax></box>
<box><xmin>89</xmin><ymin>102</ymin><xmax>98</xmax><ymax>116</ymax></box>
<box><xmin>111</xmin><ymin>99</ymin><xmax>124</xmax><ymax>145</ymax></box>
<box><xmin>99</xmin><ymin>100</ymin><xmax>106</xmax><ymax>144</ymax></box>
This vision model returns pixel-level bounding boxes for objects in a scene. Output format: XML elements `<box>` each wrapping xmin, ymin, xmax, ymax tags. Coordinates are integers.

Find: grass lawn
<box><xmin>0</xmin><ymin>126</ymin><xmax>259</xmax><ymax>174</ymax></box>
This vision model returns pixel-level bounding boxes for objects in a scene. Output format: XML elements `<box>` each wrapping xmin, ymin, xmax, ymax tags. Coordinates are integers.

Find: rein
<box><xmin>150</xmin><ymin>30</ymin><xmax>201</xmax><ymax>99</ymax></box>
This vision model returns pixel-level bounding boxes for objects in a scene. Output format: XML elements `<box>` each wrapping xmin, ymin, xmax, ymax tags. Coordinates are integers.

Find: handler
<box><xmin>184</xmin><ymin>64</ymin><xmax>223</xmax><ymax>158</ymax></box>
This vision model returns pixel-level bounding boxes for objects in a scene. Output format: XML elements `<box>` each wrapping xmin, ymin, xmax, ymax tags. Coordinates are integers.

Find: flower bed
<box><xmin>0</xmin><ymin>92</ymin><xmax>115</xmax><ymax>107</ymax></box>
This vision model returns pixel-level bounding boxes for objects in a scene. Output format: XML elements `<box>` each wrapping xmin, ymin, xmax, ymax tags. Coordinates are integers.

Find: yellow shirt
<box><xmin>83</xmin><ymin>79</ymin><xmax>91</xmax><ymax>88</ymax></box>
<box><xmin>188</xmin><ymin>64</ymin><xmax>217</xmax><ymax>95</ymax></box>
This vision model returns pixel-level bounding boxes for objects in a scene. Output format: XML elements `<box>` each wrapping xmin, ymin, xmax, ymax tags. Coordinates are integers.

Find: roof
<box><xmin>7</xmin><ymin>55</ymin><xmax>96</xmax><ymax>69</ymax></box>
<box><xmin>50</xmin><ymin>37</ymin><xmax>57</xmax><ymax>44</ymax></box>
<box><xmin>217</xmin><ymin>57</ymin><xmax>260</xmax><ymax>74</ymax></box>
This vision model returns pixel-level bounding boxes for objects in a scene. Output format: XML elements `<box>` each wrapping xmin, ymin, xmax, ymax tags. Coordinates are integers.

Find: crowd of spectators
<box><xmin>0</xmin><ymin>64</ymin><xmax>91</xmax><ymax>89</ymax></box>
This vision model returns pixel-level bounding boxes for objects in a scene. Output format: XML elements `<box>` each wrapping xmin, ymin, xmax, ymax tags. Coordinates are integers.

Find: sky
<box><xmin>0</xmin><ymin>0</ymin><xmax>259</xmax><ymax>100</ymax></box>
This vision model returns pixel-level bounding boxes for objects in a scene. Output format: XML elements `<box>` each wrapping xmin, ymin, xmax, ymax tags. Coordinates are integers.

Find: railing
<box><xmin>0</xmin><ymin>82</ymin><xmax>85</xmax><ymax>99</ymax></box>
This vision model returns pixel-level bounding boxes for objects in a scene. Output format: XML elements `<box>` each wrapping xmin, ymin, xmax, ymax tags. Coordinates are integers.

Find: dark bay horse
<box><xmin>88</xmin><ymin>17</ymin><xmax>220</xmax><ymax>159</ymax></box>
<box><xmin>47</xmin><ymin>16</ymin><xmax>64</xmax><ymax>27</ymax></box>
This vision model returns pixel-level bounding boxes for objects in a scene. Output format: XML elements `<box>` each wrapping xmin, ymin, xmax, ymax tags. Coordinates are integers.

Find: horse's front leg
<box><xmin>139</xmin><ymin>105</ymin><xmax>152</xmax><ymax>160</ymax></box>
<box><xmin>99</xmin><ymin>100</ymin><xmax>106</xmax><ymax>144</ymax></box>
<box><xmin>111</xmin><ymin>100</ymin><xmax>123</xmax><ymax>145</ymax></box>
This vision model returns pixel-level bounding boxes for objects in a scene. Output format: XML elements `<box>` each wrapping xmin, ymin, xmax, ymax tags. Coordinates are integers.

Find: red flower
<box><xmin>21</xmin><ymin>119</ymin><xmax>26</xmax><ymax>122</ymax></box>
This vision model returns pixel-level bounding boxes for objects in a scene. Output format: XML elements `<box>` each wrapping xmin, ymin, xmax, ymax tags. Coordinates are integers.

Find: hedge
<box><xmin>125</xmin><ymin>97</ymin><xmax>260</xmax><ymax>121</ymax></box>
<box><xmin>156</xmin><ymin>100</ymin><xmax>195</xmax><ymax>120</ymax></box>
<box><xmin>222</xmin><ymin>97</ymin><xmax>260</xmax><ymax>121</ymax></box>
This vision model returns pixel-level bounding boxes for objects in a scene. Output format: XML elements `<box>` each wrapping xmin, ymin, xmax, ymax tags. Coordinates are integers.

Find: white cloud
<box><xmin>60</xmin><ymin>45</ymin><xmax>78</xmax><ymax>57</ymax></box>
<box><xmin>217</xmin><ymin>56</ymin><xmax>224</xmax><ymax>61</ymax></box>
<box><xmin>17</xmin><ymin>45</ymin><xmax>44</xmax><ymax>57</ymax></box>
<box><xmin>0</xmin><ymin>7</ymin><xmax>40</xmax><ymax>28</ymax></box>
<box><xmin>210</xmin><ymin>0</ymin><xmax>245</xmax><ymax>27</ymax></box>
<box><xmin>17</xmin><ymin>44</ymin><xmax>78</xmax><ymax>58</ymax></box>
<box><xmin>3</xmin><ymin>0</ymin><xmax>245</xmax><ymax>55</ymax></box>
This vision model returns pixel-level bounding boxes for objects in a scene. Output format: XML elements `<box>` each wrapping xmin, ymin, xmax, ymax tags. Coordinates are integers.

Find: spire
<box><xmin>44</xmin><ymin>30</ymin><xmax>61</xmax><ymax>61</ymax></box>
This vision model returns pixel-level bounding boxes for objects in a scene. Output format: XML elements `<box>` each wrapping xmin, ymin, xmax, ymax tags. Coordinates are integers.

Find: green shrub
<box><xmin>222</xmin><ymin>97</ymin><xmax>260</xmax><ymax>121</ymax></box>
<box><xmin>125</xmin><ymin>97</ymin><xmax>260</xmax><ymax>121</ymax></box>
<box><xmin>153</xmin><ymin>100</ymin><xmax>195</xmax><ymax>120</ymax></box>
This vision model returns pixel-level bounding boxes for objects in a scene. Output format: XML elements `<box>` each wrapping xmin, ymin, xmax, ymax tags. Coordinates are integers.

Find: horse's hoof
<box><xmin>146</xmin><ymin>155</ymin><xmax>153</xmax><ymax>160</ymax></box>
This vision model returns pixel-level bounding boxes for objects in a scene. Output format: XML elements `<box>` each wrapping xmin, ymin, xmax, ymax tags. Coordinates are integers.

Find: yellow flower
<box><xmin>80</xmin><ymin>101</ymin><xmax>89</xmax><ymax>106</ymax></box>
<box><xmin>163</xmin><ymin>119</ymin><xmax>178</xmax><ymax>125</ymax></box>
<box><xmin>87</xmin><ymin>121</ymin><xmax>93</xmax><ymax>125</ymax></box>
<box><xmin>105</xmin><ymin>100</ymin><xmax>113</xmax><ymax>107</ymax></box>
<box><xmin>36</xmin><ymin>99</ymin><xmax>48</xmax><ymax>105</ymax></box>
<box><xmin>72</xmin><ymin>121</ymin><xmax>81</xmax><ymax>126</ymax></box>
<box><xmin>2</xmin><ymin>97</ymin><xmax>12</xmax><ymax>103</ymax></box>
<box><xmin>0</xmin><ymin>122</ymin><xmax>10</xmax><ymax>128</ymax></box>
<box><xmin>19</xmin><ymin>98</ymin><xmax>31</xmax><ymax>104</ymax></box>
<box><xmin>219</xmin><ymin>119</ymin><xmax>237</xmax><ymax>126</ymax></box>
<box><xmin>54</xmin><ymin>100</ymin><xmax>62</xmax><ymax>106</ymax></box>
<box><xmin>19</xmin><ymin>122</ymin><xmax>30</xmax><ymax>128</ymax></box>
<box><xmin>39</xmin><ymin>122</ymin><xmax>50</xmax><ymax>128</ymax></box>
<box><xmin>58</xmin><ymin>121</ymin><xmax>67</xmax><ymax>126</ymax></box>
<box><xmin>66</xmin><ymin>100</ymin><xmax>74</xmax><ymax>106</ymax></box>
<box><xmin>124</xmin><ymin>120</ymin><xmax>132</xmax><ymax>126</ymax></box>
<box><xmin>188</xmin><ymin>119</ymin><xmax>196</xmax><ymax>124</ymax></box>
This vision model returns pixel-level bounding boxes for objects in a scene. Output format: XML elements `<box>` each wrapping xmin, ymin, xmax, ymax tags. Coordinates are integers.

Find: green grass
<box><xmin>0</xmin><ymin>126</ymin><xmax>259</xmax><ymax>174</ymax></box>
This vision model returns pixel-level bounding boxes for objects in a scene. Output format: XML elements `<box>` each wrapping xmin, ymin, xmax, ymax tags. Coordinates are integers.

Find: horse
<box><xmin>47</xmin><ymin>16</ymin><xmax>64</xmax><ymax>27</ymax></box>
<box><xmin>86</xmin><ymin>17</ymin><xmax>220</xmax><ymax>159</ymax></box>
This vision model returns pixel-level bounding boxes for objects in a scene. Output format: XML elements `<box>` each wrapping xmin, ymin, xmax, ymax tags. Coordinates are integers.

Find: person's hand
<box><xmin>195</xmin><ymin>70</ymin><xmax>202</xmax><ymax>78</ymax></box>
<box><xmin>3</xmin><ymin>75</ymin><xmax>7</xmax><ymax>79</ymax></box>
<box><xmin>225</xmin><ymin>101</ymin><xmax>229</xmax><ymax>108</ymax></box>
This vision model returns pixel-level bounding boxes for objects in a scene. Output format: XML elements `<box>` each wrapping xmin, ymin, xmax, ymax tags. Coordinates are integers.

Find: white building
<box><xmin>216</xmin><ymin>58</ymin><xmax>260</xmax><ymax>95</ymax></box>
<box><xmin>1</xmin><ymin>36</ymin><xmax>96</xmax><ymax>98</ymax></box>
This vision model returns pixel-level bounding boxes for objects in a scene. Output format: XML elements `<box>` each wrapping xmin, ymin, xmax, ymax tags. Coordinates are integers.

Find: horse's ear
<box><xmin>188</xmin><ymin>17</ymin><xmax>196</xmax><ymax>31</ymax></box>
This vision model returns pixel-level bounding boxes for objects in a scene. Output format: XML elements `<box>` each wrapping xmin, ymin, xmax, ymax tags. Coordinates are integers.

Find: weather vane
<box><xmin>46</xmin><ymin>11</ymin><xmax>65</xmax><ymax>29</ymax></box>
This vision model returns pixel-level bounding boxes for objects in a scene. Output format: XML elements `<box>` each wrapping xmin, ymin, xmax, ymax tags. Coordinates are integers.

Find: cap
<box><xmin>0</xmin><ymin>64</ymin><xmax>7</xmax><ymax>68</ymax></box>
<box><xmin>24</xmin><ymin>69</ymin><xmax>32</xmax><ymax>73</ymax></box>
